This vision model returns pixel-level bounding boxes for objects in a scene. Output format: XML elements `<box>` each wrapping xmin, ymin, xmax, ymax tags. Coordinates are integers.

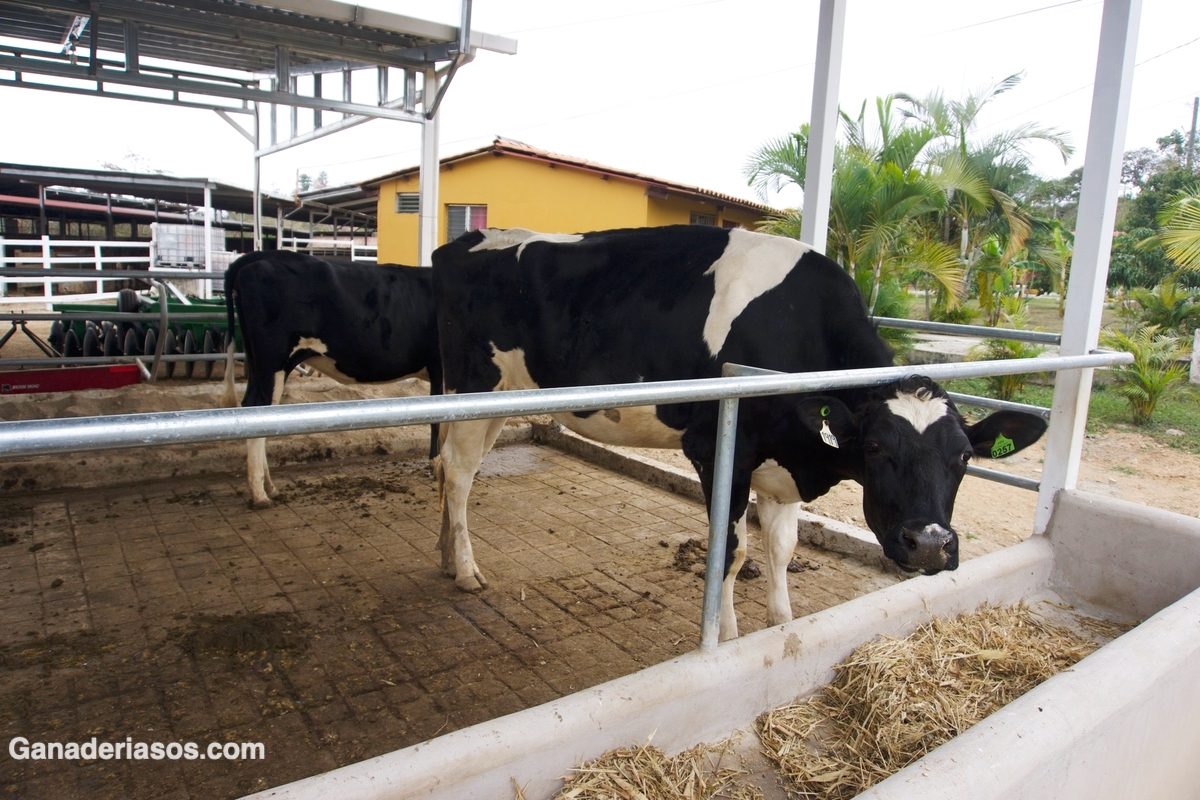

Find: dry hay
<box><xmin>532</xmin><ymin>736</ymin><xmax>763</xmax><ymax>800</ymax></box>
<box><xmin>757</xmin><ymin>603</ymin><xmax>1106</xmax><ymax>799</ymax></box>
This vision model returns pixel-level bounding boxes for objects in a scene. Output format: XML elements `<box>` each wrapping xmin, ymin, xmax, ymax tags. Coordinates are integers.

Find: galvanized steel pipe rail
<box><xmin>0</xmin><ymin>350</ymin><xmax>1132</xmax><ymax>651</ymax></box>
<box><xmin>0</xmin><ymin>352</ymin><xmax>1128</xmax><ymax>458</ymax></box>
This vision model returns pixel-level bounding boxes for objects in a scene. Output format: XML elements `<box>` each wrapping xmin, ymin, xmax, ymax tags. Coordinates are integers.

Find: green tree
<box><xmin>1099</xmin><ymin>325</ymin><xmax>1192</xmax><ymax>425</ymax></box>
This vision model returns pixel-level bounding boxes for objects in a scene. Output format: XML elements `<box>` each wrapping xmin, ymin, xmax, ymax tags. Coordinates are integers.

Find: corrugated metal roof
<box><xmin>0</xmin><ymin>162</ymin><xmax>297</xmax><ymax>216</ymax></box>
<box><xmin>0</xmin><ymin>1</ymin><xmax>515</xmax><ymax>74</ymax></box>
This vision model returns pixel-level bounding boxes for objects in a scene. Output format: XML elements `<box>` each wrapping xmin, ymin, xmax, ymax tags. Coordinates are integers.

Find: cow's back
<box><xmin>230</xmin><ymin>251</ymin><xmax>438</xmax><ymax>384</ymax></box>
<box><xmin>432</xmin><ymin>225</ymin><xmax>890</xmax><ymax>393</ymax></box>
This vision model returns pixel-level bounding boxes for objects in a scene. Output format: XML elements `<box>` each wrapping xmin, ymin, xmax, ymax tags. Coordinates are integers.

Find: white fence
<box><xmin>280</xmin><ymin>236</ymin><xmax>377</xmax><ymax>262</ymax></box>
<box><xmin>0</xmin><ymin>234</ymin><xmax>231</xmax><ymax>305</ymax></box>
<box><xmin>0</xmin><ymin>236</ymin><xmax>152</xmax><ymax>304</ymax></box>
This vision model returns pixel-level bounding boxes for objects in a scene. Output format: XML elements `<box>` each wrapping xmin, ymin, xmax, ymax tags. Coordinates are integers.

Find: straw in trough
<box><xmin>539</xmin><ymin>735</ymin><xmax>763</xmax><ymax>800</ymax></box>
<box><xmin>757</xmin><ymin>603</ymin><xmax>1111</xmax><ymax>799</ymax></box>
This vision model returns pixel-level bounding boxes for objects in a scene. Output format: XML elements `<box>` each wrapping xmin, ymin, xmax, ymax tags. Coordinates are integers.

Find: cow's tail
<box><xmin>433</xmin><ymin>422</ymin><xmax>447</xmax><ymax>512</ymax></box>
<box><xmin>220</xmin><ymin>252</ymin><xmax>256</xmax><ymax>409</ymax></box>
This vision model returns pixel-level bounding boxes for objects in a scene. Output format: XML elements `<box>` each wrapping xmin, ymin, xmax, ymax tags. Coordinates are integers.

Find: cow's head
<box><xmin>799</xmin><ymin>377</ymin><xmax>1046</xmax><ymax>574</ymax></box>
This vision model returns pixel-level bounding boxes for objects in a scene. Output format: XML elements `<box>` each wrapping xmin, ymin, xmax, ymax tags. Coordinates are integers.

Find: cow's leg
<box><xmin>245</xmin><ymin>369</ymin><xmax>285</xmax><ymax>508</ymax></box>
<box><xmin>758</xmin><ymin>495</ymin><xmax>801</xmax><ymax>627</ymax></box>
<box><xmin>719</xmin><ymin>510</ymin><xmax>750</xmax><ymax>641</ymax></box>
<box><xmin>438</xmin><ymin>416</ymin><xmax>506</xmax><ymax>592</ymax></box>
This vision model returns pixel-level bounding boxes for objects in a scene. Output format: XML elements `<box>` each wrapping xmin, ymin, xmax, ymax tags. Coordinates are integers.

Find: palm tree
<box><xmin>747</xmin><ymin>96</ymin><xmax>964</xmax><ymax>316</ymax></box>
<box><xmin>1156</xmin><ymin>192</ymin><xmax>1200</xmax><ymax>272</ymax></box>
<box><xmin>895</xmin><ymin>74</ymin><xmax>1073</xmax><ymax>304</ymax></box>
<box><xmin>1099</xmin><ymin>325</ymin><xmax>1192</xmax><ymax>424</ymax></box>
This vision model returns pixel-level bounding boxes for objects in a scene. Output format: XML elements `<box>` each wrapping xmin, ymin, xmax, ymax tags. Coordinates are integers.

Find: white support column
<box><xmin>253</xmin><ymin>103</ymin><xmax>263</xmax><ymax>251</ymax></box>
<box><xmin>203</xmin><ymin>183</ymin><xmax>213</xmax><ymax>300</ymax></box>
<box><xmin>417</xmin><ymin>68</ymin><xmax>440</xmax><ymax>268</ymax></box>
<box><xmin>1035</xmin><ymin>0</ymin><xmax>1142</xmax><ymax>534</ymax></box>
<box><xmin>800</xmin><ymin>0</ymin><xmax>846</xmax><ymax>254</ymax></box>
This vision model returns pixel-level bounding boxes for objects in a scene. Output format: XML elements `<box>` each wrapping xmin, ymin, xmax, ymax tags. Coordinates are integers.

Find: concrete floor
<box><xmin>0</xmin><ymin>441</ymin><xmax>899</xmax><ymax>799</ymax></box>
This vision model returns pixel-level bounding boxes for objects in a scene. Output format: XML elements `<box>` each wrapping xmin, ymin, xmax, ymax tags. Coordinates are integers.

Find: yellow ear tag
<box><xmin>820</xmin><ymin>420</ymin><xmax>839</xmax><ymax>449</ymax></box>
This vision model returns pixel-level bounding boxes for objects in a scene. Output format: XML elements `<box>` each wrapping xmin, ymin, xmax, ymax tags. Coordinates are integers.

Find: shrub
<box><xmin>969</xmin><ymin>302</ymin><xmax>1046</xmax><ymax>401</ymax></box>
<box><xmin>1117</xmin><ymin>281</ymin><xmax>1200</xmax><ymax>337</ymax></box>
<box><xmin>1098</xmin><ymin>324</ymin><xmax>1191</xmax><ymax>425</ymax></box>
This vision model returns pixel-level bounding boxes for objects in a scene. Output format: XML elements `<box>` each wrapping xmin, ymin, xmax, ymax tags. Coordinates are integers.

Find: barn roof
<box><xmin>0</xmin><ymin>162</ymin><xmax>297</xmax><ymax>218</ymax></box>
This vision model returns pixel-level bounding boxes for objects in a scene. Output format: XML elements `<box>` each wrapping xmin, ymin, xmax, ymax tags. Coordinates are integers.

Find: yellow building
<box><xmin>366</xmin><ymin>138</ymin><xmax>770</xmax><ymax>265</ymax></box>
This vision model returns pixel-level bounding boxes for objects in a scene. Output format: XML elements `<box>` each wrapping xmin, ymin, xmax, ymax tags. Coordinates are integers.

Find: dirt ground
<box><xmin>1</xmin><ymin>328</ymin><xmax>1198</xmax><ymax>799</ymax></box>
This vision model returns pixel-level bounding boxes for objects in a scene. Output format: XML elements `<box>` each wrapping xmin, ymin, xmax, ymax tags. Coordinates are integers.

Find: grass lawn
<box><xmin>945</xmin><ymin>295</ymin><xmax>1120</xmax><ymax>333</ymax></box>
<box><xmin>943</xmin><ymin>377</ymin><xmax>1200</xmax><ymax>455</ymax></box>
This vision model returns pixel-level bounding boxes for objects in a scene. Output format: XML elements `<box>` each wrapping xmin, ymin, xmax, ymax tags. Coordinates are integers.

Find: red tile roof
<box><xmin>362</xmin><ymin>137</ymin><xmax>769</xmax><ymax>214</ymax></box>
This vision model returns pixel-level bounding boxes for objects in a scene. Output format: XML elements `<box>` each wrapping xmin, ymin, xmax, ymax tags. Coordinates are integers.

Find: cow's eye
<box><xmin>960</xmin><ymin>451</ymin><xmax>972</xmax><ymax>464</ymax></box>
<box><xmin>864</xmin><ymin>441</ymin><xmax>881</xmax><ymax>455</ymax></box>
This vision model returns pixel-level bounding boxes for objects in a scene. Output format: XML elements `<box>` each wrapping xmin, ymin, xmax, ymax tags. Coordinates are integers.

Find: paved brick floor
<box><xmin>0</xmin><ymin>443</ymin><xmax>899</xmax><ymax>799</ymax></box>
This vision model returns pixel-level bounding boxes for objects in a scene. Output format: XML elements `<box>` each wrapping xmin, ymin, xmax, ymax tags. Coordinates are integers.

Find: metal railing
<box><xmin>0</xmin><ymin>349</ymin><xmax>1133</xmax><ymax>649</ymax></box>
<box><xmin>280</xmin><ymin>236</ymin><xmax>378</xmax><ymax>263</ymax></box>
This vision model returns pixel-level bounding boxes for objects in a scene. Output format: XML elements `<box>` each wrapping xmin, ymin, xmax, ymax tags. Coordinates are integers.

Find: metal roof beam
<box><xmin>0</xmin><ymin>74</ymin><xmax>254</xmax><ymax>115</ymax></box>
<box><xmin>0</xmin><ymin>53</ymin><xmax>424</xmax><ymax>121</ymax></box>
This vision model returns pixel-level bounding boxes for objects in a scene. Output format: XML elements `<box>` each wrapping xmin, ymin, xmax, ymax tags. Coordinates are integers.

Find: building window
<box><xmin>395</xmin><ymin>193</ymin><xmax>419</xmax><ymax>214</ymax></box>
<box><xmin>447</xmin><ymin>204</ymin><xmax>488</xmax><ymax>241</ymax></box>
<box><xmin>722</xmin><ymin>220</ymin><xmax>740</xmax><ymax>229</ymax></box>
<box><xmin>690</xmin><ymin>212</ymin><xmax>716</xmax><ymax>226</ymax></box>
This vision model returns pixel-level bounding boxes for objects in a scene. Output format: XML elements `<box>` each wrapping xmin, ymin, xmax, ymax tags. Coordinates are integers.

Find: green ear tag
<box><xmin>990</xmin><ymin>433</ymin><xmax>1015</xmax><ymax>458</ymax></box>
<box><xmin>820</xmin><ymin>405</ymin><xmax>830</xmax><ymax>418</ymax></box>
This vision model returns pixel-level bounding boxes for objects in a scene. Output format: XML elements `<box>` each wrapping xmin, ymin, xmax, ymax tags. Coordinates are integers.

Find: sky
<box><xmin>1</xmin><ymin>0</ymin><xmax>1198</xmax><ymax>210</ymax></box>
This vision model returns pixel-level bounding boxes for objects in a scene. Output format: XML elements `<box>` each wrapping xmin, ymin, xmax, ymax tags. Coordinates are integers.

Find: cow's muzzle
<box><xmin>897</xmin><ymin>522</ymin><xmax>958</xmax><ymax>574</ymax></box>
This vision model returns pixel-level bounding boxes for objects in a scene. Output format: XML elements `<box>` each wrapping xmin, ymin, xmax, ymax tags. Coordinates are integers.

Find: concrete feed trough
<box><xmin>248</xmin><ymin>488</ymin><xmax>1200</xmax><ymax>800</ymax></box>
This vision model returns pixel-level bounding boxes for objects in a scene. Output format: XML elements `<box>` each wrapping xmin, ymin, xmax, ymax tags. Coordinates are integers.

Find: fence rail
<box><xmin>279</xmin><ymin>236</ymin><xmax>377</xmax><ymax>263</ymax></box>
<box><xmin>0</xmin><ymin>350</ymin><xmax>1132</xmax><ymax>650</ymax></box>
<box><xmin>0</xmin><ymin>237</ymin><xmax>153</xmax><ymax>304</ymax></box>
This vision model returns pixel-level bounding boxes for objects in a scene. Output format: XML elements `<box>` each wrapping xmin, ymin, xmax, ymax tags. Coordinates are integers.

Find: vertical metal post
<box><xmin>203</xmin><ymin>183</ymin><xmax>213</xmax><ymax>300</ymax></box>
<box><xmin>342</xmin><ymin>67</ymin><xmax>351</xmax><ymax>120</ymax></box>
<box><xmin>417</xmin><ymin>69</ymin><xmax>440</xmax><ymax>267</ymax></box>
<box><xmin>404</xmin><ymin>70</ymin><xmax>416</xmax><ymax>113</ymax></box>
<box><xmin>38</xmin><ymin>184</ymin><xmax>47</xmax><ymax>237</ymax></box>
<box><xmin>800</xmin><ymin>0</ymin><xmax>846</xmax><ymax>254</ymax></box>
<box><xmin>699</xmin><ymin>395</ymin><xmax>739</xmax><ymax>651</ymax></box>
<box><xmin>377</xmin><ymin>66</ymin><xmax>388</xmax><ymax>104</ymax></box>
<box><xmin>276</xmin><ymin>206</ymin><xmax>283</xmax><ymax>250</ymax></box>
<box><xmin>253</xmin><ymin>103</ymin><xmax>262</xmax><ymax>251</ymax></box>
<box><xmin>290</xmin><ymin>76</ymin><xmax>298</xmax><ymax>139</ymax></box>
<box><xmin>1035</xmin><ymin>0</ymin><xmax>1142</xmax><ymax>534</ymax></box>
<box><xmin>124</xmin><ymin>21</ymin><xmax>139</xmax><ymax>73</ymax></box>
<box><xmin>313</xmin><ymin>71</ymin><xmax>322</xmax><ymax>129</ymax></box>
<box><xmin>269</xmin><ymin>77</ymin><xmax>278</xmax><ymax>146</ymax></box>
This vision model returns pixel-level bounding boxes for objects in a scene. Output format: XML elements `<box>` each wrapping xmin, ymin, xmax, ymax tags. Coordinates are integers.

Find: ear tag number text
<box><xmin>820</xmin><ymin>420</ymin><xmax>839</xmax><ymax>449</ymax></box>
<box><xmin>991</xmin><ymin>433</ymin><xmax>1015</xmax><ymax>458</ymax></box>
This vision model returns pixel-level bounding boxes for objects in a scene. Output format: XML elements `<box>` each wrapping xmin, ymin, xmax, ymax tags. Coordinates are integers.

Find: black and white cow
<box><xmin>431</xmin><ymin>226</ymin><xmax>1046</xmax><ymax>640</ymax></box>
<box><xmin>222</xmin><ymin>251</ymin><xmax>441</xmax><ymax>507</ymax></box>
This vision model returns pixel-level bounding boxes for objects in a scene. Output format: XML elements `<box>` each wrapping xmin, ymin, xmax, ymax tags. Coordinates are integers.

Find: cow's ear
<box><xmin>965</xmin><ymin>411</ymin><xmax>1048</xmax><ymax>459</ymax></box>
<box><xmin>796</xmin><ymin>397</ymin><xmax>856</xmax><ymax>450</ymax></box>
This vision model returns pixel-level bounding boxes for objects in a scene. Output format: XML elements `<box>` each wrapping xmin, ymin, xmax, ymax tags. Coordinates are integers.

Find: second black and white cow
<box><xmin>431</xmin><ymin>225</ymin><xmax>1047</xmax><ymax>640</ymax></box>
<box><xmin>222</xmin><ymin>251</ymin><xmax>441</xmax><ymax>507</ymax></box>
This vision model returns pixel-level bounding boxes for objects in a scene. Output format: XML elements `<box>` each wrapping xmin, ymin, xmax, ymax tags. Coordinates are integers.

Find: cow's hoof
<box><xmin>250</xmin><ymin>497</ymin><xmax>273</xmax><ymax>510</ymax></box>
<box><xmin>455</xmin><ymin>574</ymin><xmax>486</xmax><ymax>593</ymax></box>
